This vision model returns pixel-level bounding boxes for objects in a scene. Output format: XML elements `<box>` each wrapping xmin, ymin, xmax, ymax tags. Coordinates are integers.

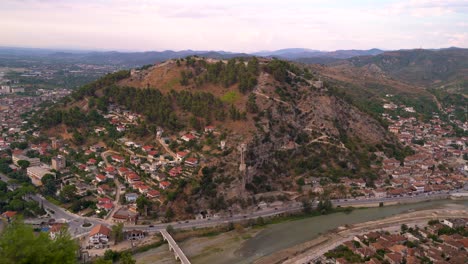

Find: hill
<box><xmin>345</xmin><ymin>48</ymin><xmax>468</xmax><ymax>87</ymax></box>
<box><xmin>38</xmin><ymin>57</ymin><xmax>405</xmax><ymax>215</ymax></box>
<box><xmin>299</xmin><ymin>48</ymin><xmax>468</xmax><ymax>123</ymax></box>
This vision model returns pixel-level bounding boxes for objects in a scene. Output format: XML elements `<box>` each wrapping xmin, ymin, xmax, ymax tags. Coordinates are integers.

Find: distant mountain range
<box><xmin>252</xmin><ymin>48</ymin><xmax>385</xmax><ymax>59</ymax></box>
<box><xmin>344</xmin><ymin>48</ymin><xmax>468</xmax><ymax>87</ymax></box>
<box><xmin>0</xmin><ymin>46</ymin><xmax>465</xmax><ymax>69</ymax></box>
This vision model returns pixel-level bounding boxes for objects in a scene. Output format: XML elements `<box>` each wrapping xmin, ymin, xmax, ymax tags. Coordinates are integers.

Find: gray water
<box><xmin>228</xmin><ymin>199</ymin><xmax>468</xmax><ymax>264</ymax></box>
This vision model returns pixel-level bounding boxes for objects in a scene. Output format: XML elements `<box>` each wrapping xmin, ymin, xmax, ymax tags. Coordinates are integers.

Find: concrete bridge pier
<box><xmin>160</xmin><ymin>230</ymin><xmax>191</xmax><ymax>264</ymax></box>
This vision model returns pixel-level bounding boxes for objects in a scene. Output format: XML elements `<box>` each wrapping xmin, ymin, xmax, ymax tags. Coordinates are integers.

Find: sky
<box><xmin>0</xmin><ymin>0</ymin><xmax>467</xmax><ymax>52</ymax></box>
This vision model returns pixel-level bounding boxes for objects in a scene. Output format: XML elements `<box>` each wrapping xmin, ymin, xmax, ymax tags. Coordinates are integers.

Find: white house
<box><xmin>88</xmin><ymin>224</ymin><xmax>111</xmax><ymax>245</ymax></box>
<box><xmin>125</xmin><ymin>193</ymin><xmax>138</xmax><ymax>203</ymax></box>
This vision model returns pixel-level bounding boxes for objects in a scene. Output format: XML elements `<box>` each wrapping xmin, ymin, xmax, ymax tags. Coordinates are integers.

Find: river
<box><xmin>135</xmin><ymin>199</ymin><xmax>468</xmax><ymax>264</ymax></box>
<box><xmin>225</xmin><ymin>199</ymin><xmax>468</xmax><ymax>264</ymax></box>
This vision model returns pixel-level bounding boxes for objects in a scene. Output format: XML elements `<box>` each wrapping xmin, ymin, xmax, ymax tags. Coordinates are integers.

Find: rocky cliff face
<box><xmin>212</xmin><ymin>70</ymin><xmax>394</xmax><ymax>196</ymax></box>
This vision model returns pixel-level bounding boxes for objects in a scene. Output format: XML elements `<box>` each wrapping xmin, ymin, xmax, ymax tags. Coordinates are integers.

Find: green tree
<box><xmin>17</xmin><ymin>160</ymin><xmax>30</xmax><ymax>170</ymax></box>
<box><xmin>93</xmin><ymin>258</ymin><xmax>112</xmax><ymax>264</ymax></box>
<box><xmin>111</xmin><ymin>223</ymin><xmax>124</xmax><ymax>245</ymax></box>
<box><xmin>119</xmin><ymin>252</ymin><xmax>136</xmax><ymax>264</ymax></box>
<box><xmin>317</xmin><ymin>198</ymin><xmax>332</xmax><ymax>214</ymax></box>
<box><xmin>246</xmin><ymin>94</ymin><xmax>259</xmax><ymax>113</ymax></box>
<box><xmin>401</xmin><ymin>224</ymin><xmax>409</xmax><ymax>233</ymax></box>
<box><xmin>72</xmin><ymin>131</ymin><xmax>84</xmax><ymax>145</ymax></box>
<box><xmin>256</xmin><ymin>216</ymin><xmax>265</xmax><ymax>226</ymax></box>
<box><xmin>41</xmin><ymin>174</ymin><xmax>57</xmax><ymax>196</ymax></box>
<box><xmin>0</xmin><ymin>219</ymin><xmax>78</xmax><ymax>264</ymax></box>
<box><xmin>0</xmin><ymin>181</ymin><xmax>7</xmax><ymax>192</ymax></box>
<box><xmin>103</xmin><ymin>249</ymin><xmax>119</xmax><ymax>262</ymax></box>
<box><xmin>165</xmin><ymin>207</ymin><xmax>174</xmax><ymax>220</ymax></box>
<box><xmin>136</xmin><ymin>196</ymin><xmax>150</xmax><ymax>215</ymax></box>
<box><xmin>60</xmin><ymin>184</ymin><xmax>77</xmax><ymax>202</ymax></box>
<box><xmin>302</xmin><ymin>199</ymin><xmax>312</xmax><ymax>214</ymax></box>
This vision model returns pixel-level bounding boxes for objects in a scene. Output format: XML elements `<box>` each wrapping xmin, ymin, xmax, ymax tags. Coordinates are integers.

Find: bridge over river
<box><xmin>160</xmin><ymin>230</ymin><xmax>191</xmax><ymax>264</ymax></box>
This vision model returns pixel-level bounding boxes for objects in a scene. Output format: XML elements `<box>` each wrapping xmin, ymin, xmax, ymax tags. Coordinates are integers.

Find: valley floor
<box><xmin>133</xmin><ymin>201</ymin><xmax>468</xmax><ymax>264</ymax></box>
<box><xmin>133</xmin><ymin>228</ymin><xmax>261</xmax><ymax>264</ymax></box>
<box><xmin>263</xmin><ymin>206</ymin><xmax>468</xmax><ymax>264</ymax></box>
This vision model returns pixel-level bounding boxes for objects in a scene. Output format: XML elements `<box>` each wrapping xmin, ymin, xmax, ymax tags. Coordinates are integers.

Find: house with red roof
<box><xmin>169</xmin><ymin>166</ymin><xmax>183</xmax><ymax>177</ymax></box>
<box><xmin>97</xmin><ymin>197</ymin><xmax>113</xmax><ymax>211</ymax></box>
<box><xmin>159</xmin><ymin>181</ymin><xmax>171</xmax><ymax>190</ymax></box>
<box><xmin>49</xmin><ymin>223</ymin><xmax>67</xmax><ymax>239</ymax></box>
<box><xmin>146</xmin><ymin>189</ymin><xmax>160</xmax><ymax>199</ymax></box>
<box><xmin>112</xmin><ymin>155</ymin><xmax>125</xmax><ymax>163</ymax></box>
<box><xmin>105</xmin><ymin>166</ymin><xmax>116</xmax><ymax>174</ymax></box>
<box><xmin>142</xmin><ymin>145</ymin><xmax>153</xmax><ymax>152</ymax></box>
<box><xmin>118</xmin><ymin>167</ymin><xmax>130</xmax><ymax>176</ymax></box>
<box><xmin>185</xmin><ymin>157</ymin><xmax>198</xmax><ymax>167</ymax></box>
<box><xmin>126</xmin><ymin>173</ymin><xmax>141</xmax><ymax>184</ymax></box>
<box><xmin>136</xmin><ymin>184</ymin><xmax>150</xmax><ymax>194</ymax></box>
<box><xmin>95</xmin><ymin>174</ymin><xmax>107</xmax><ymax>183</ymax></box>
<box><xmin>89</xmin><ymin>224</ymin><xmax>111</xmax><ymax>244</ymax></box>
<box><xmin>1</xmin><ymin>211</ymin><xmax>17</xmax><ymax>220</ymax></box>
<box><xmin>147</xmin><ymin>150</ymin><xmax>159</xmax><ymax>161</ymax></box>
<box><xmin>97</xmin><ymin>184</ymin><xmax>114</xmax><ymax>195</ymax></box>
<box><xmin>181</xmin><ymin>133</ymin><xmax>196</xmax><ymax>142</ymax></box>
<box><xmin>176</xmin><ymin>151</ymin><xmax>188</xmax><ymax>161</ymax></box>
<box><xmin>204</xmin><ymin>125</ymin><xmax>215</xmax><ymax>133</ymax></box>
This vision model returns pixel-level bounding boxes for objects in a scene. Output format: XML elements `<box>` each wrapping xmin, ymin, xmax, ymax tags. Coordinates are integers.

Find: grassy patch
<box><xmin>162</xmin><ymin>77</ymin><xmax>180</xmax><ymax>90</ymax></box>
<box><xmin>201</xmin><ymin>230</ymin><xmax>223</xmax><ymax>237</ymax></box>
<box><xmin>221</xmin><ymin>91</ymin><xmax>240</xmax><ymax>104</ymax></box>
<box><xmin>241</xmin><ymin>234</ymin><xmax>252</xmax><ymax>239</ymax></box>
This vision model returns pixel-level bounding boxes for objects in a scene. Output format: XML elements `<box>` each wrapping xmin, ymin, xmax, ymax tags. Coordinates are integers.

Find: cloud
<box><xmin>0</xmin><ymin>0</ymin><xmax>467</xmax><ymax>51</ymax></box>
<box><xmin>447</xmin><ymin>33</ymin><xmax>468</xmax><ymax>47</ymax></box>
<box><xmin>386</xmin><ymin>0</ymin><xmax>468</xmax><ymax>17</ymax></box>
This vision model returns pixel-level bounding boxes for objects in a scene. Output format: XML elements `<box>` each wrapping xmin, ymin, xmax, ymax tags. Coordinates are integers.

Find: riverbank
<box><xmin>259</xmin><ymin>205</ymin><xmax>468</xmax><ymax>264</ymax></box>
<box><xmin>133</xmin><ymin>200</ymin><xmax>468</xmax><ymax>264</ymax></box>
<box><xmin>133</xmin><ymin>227</ymin><xmax>262</xmax><ymax>264</ymax></box>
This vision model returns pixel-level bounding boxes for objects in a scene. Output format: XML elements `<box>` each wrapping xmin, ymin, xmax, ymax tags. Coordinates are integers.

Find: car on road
<box><xmin>149</xmin><ymin>225</ymin><xmax>154</xmax><ymax>227</ymax></box>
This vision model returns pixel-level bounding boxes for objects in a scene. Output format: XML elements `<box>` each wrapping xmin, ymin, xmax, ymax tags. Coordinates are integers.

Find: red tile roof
<box><xmin>89</xmin><ymin>224</ymin><xmax>111</xmax><ymax>237</ymax></box>
<box><xmin>2</xmin><ymin>211</ymin><xmax>17</xmax><ymax>218</ymax></box>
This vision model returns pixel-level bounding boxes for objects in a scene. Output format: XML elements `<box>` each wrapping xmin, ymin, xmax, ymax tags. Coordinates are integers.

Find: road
<box><xmin>156</xmin><ymin>137</ymin><xmax>176</xmax><ymax>159</ymax></box>
<box><xmin>0</xmin><ymin>172</ymin><xmax>106</xmax><ymax>236</ymax></box>
<box><xmin>29</xmin><ymin>194</ymin><xmax>108</xmax><ymax>236</ymax></box>
<box><xmin>100</xmin><ymin>150</ymin><xmax>123</xmax><ymax>220</ymax></box>
<box><xmin>1</xmin><ymin>172</ymin><xmax>465</xmax><ymax>237</ymax></box>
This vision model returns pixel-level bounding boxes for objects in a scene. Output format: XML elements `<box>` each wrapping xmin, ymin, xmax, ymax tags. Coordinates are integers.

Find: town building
<box><xmin>88</xmin><ymin>224</ymin><xmax>111</xmax><ymax>245</ymax></box>
<box><xmin>12</xmin><ymin>153</ymin><xmax>40</xmax><ymax>167</ymax></box>
<box><xmin>26</xmin><ymin>166</ymin><xmax>54</xmax><ymax>186</ymax></box>
<box><xmin>51</xmin><ymin>155</ymin><xmax>66</xmax><ymax>171</ymax></box>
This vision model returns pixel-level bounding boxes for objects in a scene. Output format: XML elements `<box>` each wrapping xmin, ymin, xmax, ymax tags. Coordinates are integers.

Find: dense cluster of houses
<box><xmin>1</xmin><ymin>94</ymin><xmax>218</xmax><ymax>226</ymax></box>
<box><xmin>321</xmin><ymin>218</ymin><xmax>468</xmax><ymax>264</ymax></box>
<box><xmin>380</xmin><ymin>112</ymin><xmax>467</xmax><ymax>197</ymax></box>
<box><xmin>0</xmin><ymin>91</ymin><xmax>71</xmax><ymax>148</ymax></box>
